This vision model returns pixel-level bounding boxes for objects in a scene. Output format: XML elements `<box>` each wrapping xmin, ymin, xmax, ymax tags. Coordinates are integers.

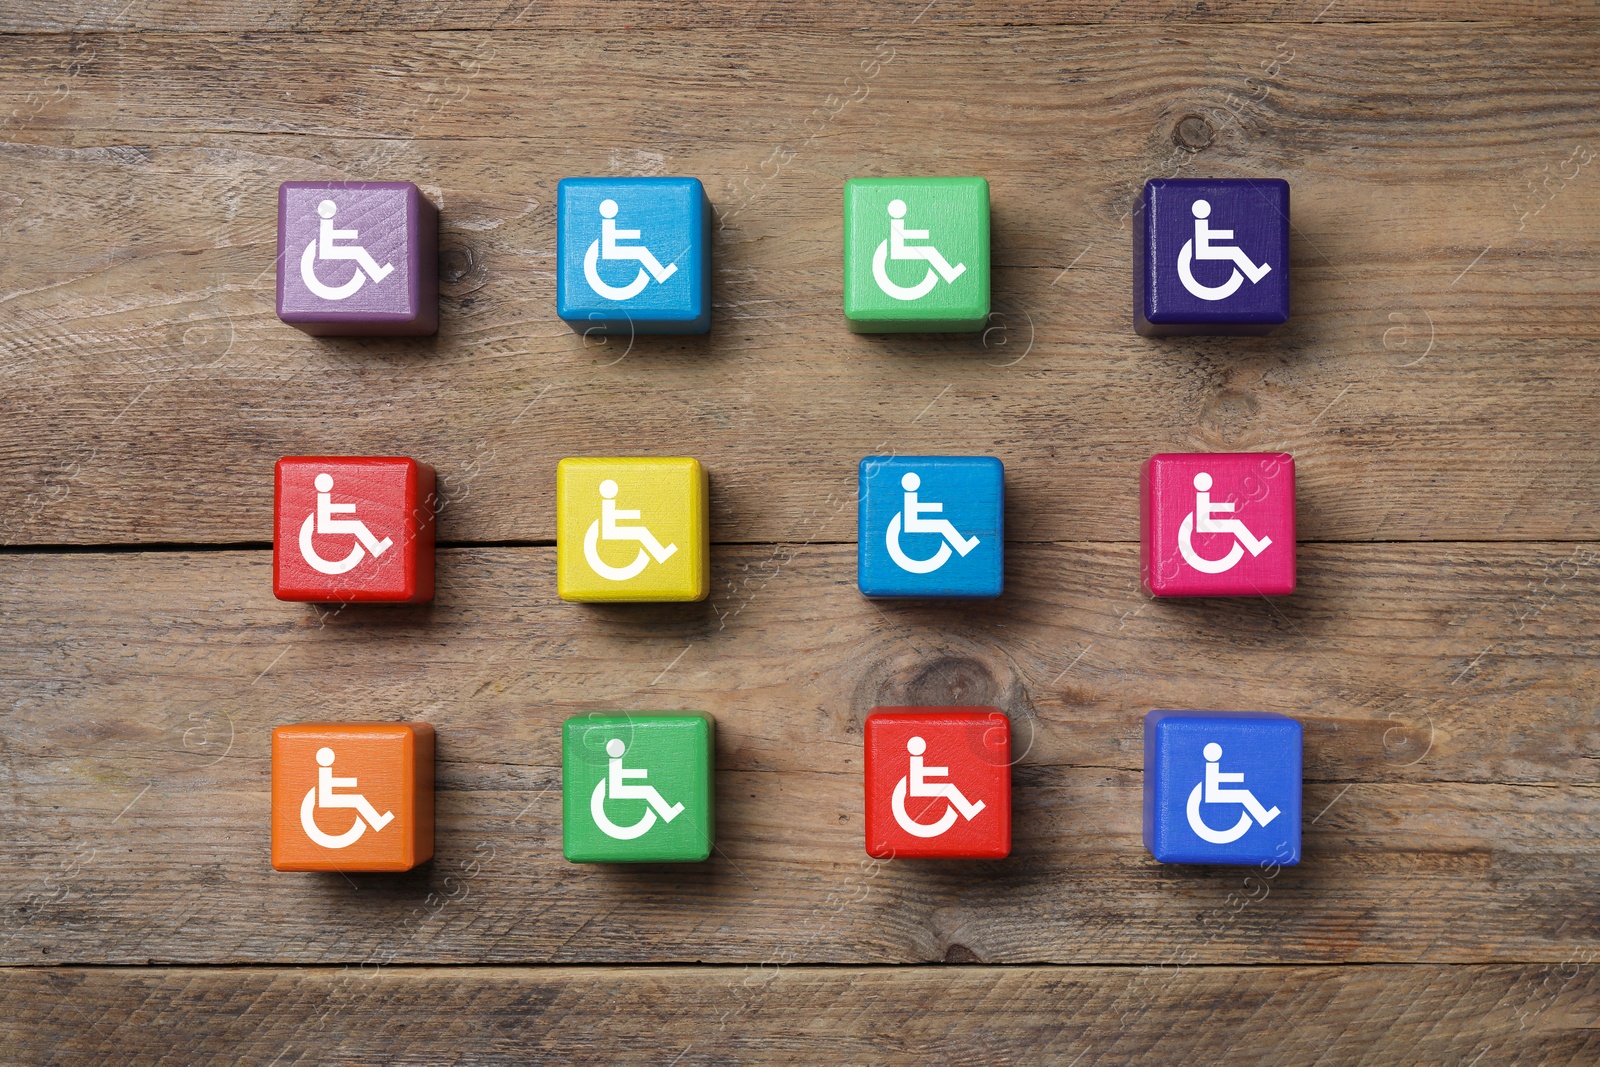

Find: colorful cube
<box><xmin>271</xmin><ymin>721</ymin><xmax>434</xmax><ymax>872</ymax></box>
<box><xmin>562</xmin><ymin>713</ymin><xmax>715</xmax><ymax>863</ymax></box>
<box><xmin>1144</xmin><ymin>710</ymin><xmax>1301</xmax><ymax>866</ymax></box>
<box><xmin>858</xmin><ymin>455</ymin><xmax>1003</xmax><ymax>598</ymax></box>
<box><xmin>1135</xmin><ymin>177</ymin><xmax>1290</xmax><ymax>336</ymax></box>
<box><xmin>273</xmin><ymin>456</ymin><xmax>436</xmax><ymax>604</ymax></box>
<box><xmin>843</xmin><ymin>177</ymin><xmax>990</xmax><ymax>332</ymax></box>
<box><xmin>864</xmin><ymin>708</ymin><xmax>1011</xmax><ymax>859</ymax></box>
<box><xmin>1141</xmin><ymin>452</ymin><xmax>1295</xmax><ymax>597</ymax></box>
<box><xmin>556</xmin><ymin>177</ymin><xmax>711</xmax><ymax>335</ymax></box>
<box><xmin>556</xmin><ymin>457</ymin><xmax>709</xmax><ymax>602</ymax></box>
<box><xmin>276</xmin><ymin>181</ymin><xmax>439</xmax><ymax>336</ymax></box>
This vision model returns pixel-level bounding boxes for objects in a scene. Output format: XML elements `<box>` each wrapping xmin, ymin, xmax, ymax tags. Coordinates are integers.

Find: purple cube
<box><xmin>276</xmin><ymin>181</ymin><xmax>439</xmax><ymax>337</ymax></box>
<box><xmin>1135</xmin><ymin>178</ymin><xmax>1290</xmax><ymax>337</ymax></box>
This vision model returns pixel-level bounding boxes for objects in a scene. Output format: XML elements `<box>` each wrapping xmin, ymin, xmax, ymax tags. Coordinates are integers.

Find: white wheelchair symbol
<box><xmin>1177</xmin><ymin>471</ymin><xmax>1273</xmax><ymax>575</ymax></box>
<box><xmin>300</xmin><ymin>746</ymin><xmax>395</xmax><ymax>849</ymax></box>
<box><xmin>299</xmin><ymin>472</ymin><xmax>393</xmax><ymax>576</ymax></box>
<box><xmin>300</xmin><ymin>199</ymin><xmax>395</xmax><ymax>301</ymax></box>
<box><xmin>583</xmin><ymin>479</ymin><xmax>678</xmax><ymax>581</ymax></box>
<box><xmin>892</xmin><ymin>735</ymin><xmax>986</xmax><ymax>838</ymax></box>
<box><xmin>583</xmin><ymin>198</ymin><xmax>679</xmax><ymax>301</ymax></box>
<box><xmin>591</xmin><ymin>737</ymin><xmax>685</xmax><ymax>840</ymax></box>
<box><xmin>1186</xmin><ymin>742</ymin><xmax>1280</xmax><ymax>845</ymax></box>
<box><xmin>886</xmin><ymin>472</ymin><xmax>980</xmax><ymax>574</ymax></box>
<box><xmin>872</xmin><ymin>198</ymin><xmax>967</xmax><ymax>301</ymax></box>
<box><xmin>1177</xmin><ymin>198</ymin><xmax>1272</xmax><ymax>301</ymax></box>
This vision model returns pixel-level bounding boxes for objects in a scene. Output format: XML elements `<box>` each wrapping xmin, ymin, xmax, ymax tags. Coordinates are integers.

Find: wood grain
<box><xmin>2</xmin><ymin>964</ymin><xmax>1596</xmax><ymax>1065</ymax></box>
<box><xmin>1</xmin><ymin>26</ymin><xmax>1596</xmax><ymax>545</ymax></box>
<box><xmin>3</xmin><ymin>543</ymin><xmax>1596</xmax><ymax>965</ymax></box>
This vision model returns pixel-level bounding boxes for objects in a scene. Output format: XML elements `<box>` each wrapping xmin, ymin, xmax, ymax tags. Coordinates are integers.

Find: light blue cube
<box><xmin>1144</xmin><ymin>710</ymin><xmax>1302</xmax><ymax>866</ymax></box>
<box><xmin>556</xmin><ymin>177</ymin><xmax>711</xmax><ymax>335</ymax></box>
<box><xmin>858</xmin><ymin>456</ymin><xmax>1003</xmax><ymax>599</ymax></box>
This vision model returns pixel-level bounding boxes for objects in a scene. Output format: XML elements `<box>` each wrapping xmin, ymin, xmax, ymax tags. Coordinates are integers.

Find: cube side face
<box><xmin>1136</xmin><ymin>178</ymin><xmax>1290</xmax><ymax>337</ymax></box>
<box><xmin>276</xmin><ymin>181</ymin><xmax>438</xmax><ymax>337</ymax></box>
<box><xmin>863</xmin><ymin>708</ymin><xmax>1011</xmax><ymax>859</ymax></box>
<box><xmin>273</xmin><ymin>456</ymin><xmax>436</xmax><ymax>603</ymax></box>
<box><xmin>843</xmin><ymin>177</ymin><xmax>990</xmax><ymax>333</ymax></box>
<box><xmin>556</xmin><ymin>177</ymin><xmax>711</xmax><ymax>335</ymax></box>
<box><xmin>556</xmin><ymin>457</ymin><xmax>709</xmax><ymax>602</ymax></box>
<box><xmin>1141</xmin><ymin>452</ymin><xmax>1296</xmax><ymax>597</ymax></box>
<box><xmin>271</xmin><ymin>722</ymin><xmax>432</xmax><ymax>872</ymax></box>
<box><xmin>1144</xmin><ymin>711</ymin><xmax>1302</xmax><ymax>866</ymax></box>
<box><xmin>857</xmin><ymin>456</ymin><xmax>1004</xmax><ymax>599</ymax></box>
<box><xmin>562</xmin><ymin>713</ymin><xmax>715</xmax><ymax>863</ymax></box>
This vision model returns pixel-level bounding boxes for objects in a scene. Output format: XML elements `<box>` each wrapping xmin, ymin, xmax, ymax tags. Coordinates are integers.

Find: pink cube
<box><xmin>1141</xmin><ymin>452</ymin><xmax>1295</xmax><ymax>597</ymax></box>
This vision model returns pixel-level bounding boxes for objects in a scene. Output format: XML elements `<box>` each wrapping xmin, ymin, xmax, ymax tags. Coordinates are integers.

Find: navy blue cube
<box><xmin>1135</xmin><ymin>178</ymin><xmax>1290</xmax><ymax>336</ymax></box>
<box><xmin>858</xmin><ymin>456</ymin><xmax>1003</xmax><ymax>599</ymax></box>
<box><xmin>556</xmin><ymin>177</ymin><xmax>711</xmax><ymax>335</ymax></box>
<box><xmin>1144</xmin><ymin>710</ymin><xmax>1301</xmax><ymax>866</ymax></box>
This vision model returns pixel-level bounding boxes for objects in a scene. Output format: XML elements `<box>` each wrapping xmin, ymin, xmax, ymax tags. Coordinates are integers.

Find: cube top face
<box><xmin>1143</xmin><ymin>710</ymin><xmax>1301</xmax><ymax>866</ymax></box>
<box><xmin>864</xmin><ymin>708</ymin><xmax>1011</xmax><ymax>859</ymax></box>
<box><xmin>1141</xmin><ymin>452</ymin><xmax>1295</xmax><ymax>597</ymax></box>
<box><xmin>271</xmin><ymin>722</ymin><xmax>435</xmax><ymax>872</ymax></box>
<box><xmin>843</xmin><ymin>177</ymin><xmax>991</xmax><ymax>333</ymax></box>
<box><xmin>273</xmin><ymin>456</ymin><xmax>436</xmax><ymax>604</ymax></box>
<box><xmin>276</xmin><ymin>181</ymin><xmax>439</xmax><ymax>336</ymax></box>
<box><xmin>556</xmin><ymin>177</ymin><xmax>711</xmax><ymax>335</ymax></box>
<box><xmin>858</xmin><ymin>455</ymin><xmax>1003</xmax><ymax>599</ymax></box>
<box><xmin>1136</xmin><ymin>178</ymin><xmax>1290</xmax><ymax>336</ymax></box>
<box><xmin>562</xmin><ymin>713</ymin><xmax>715</xmax><ymax>863</ymax></box>
<box><xmin>556</xmin><ymin>457</ymin><xmax>709</xmax><ymax>602</ymax></box>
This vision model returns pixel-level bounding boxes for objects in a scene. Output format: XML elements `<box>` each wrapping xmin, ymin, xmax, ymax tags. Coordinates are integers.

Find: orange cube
<box><xmin>271</xmin><ymin>722</ymin><xmax>434</xmax><ymax>872</ymax></box>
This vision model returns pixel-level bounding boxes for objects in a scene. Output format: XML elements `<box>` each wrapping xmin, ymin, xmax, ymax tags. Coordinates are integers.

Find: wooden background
<box><xmin>2</xmin><ymin>1</ymin><xmax>1598</xmax><ymax>1062</ymax></box>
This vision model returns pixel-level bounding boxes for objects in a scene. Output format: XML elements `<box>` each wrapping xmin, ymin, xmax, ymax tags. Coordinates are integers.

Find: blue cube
<box><xmin>1143</xmin><ymin>710</ymin><xmax>1302</xmax><ymax>866</ymax></box>
<box><xmin>858</xmin><ymin>456</ymin><xmax>1003</xmax><ymax>599</ymax></box>
<box><xmin>556</xmin><ymin>177</ymin><xmax>711</xmax><ymax>335</ymax></box>
<box><xmin>1135</xmin><ymin>178</ymin><xmax>1290</xmax><ymax>337</ymax></box>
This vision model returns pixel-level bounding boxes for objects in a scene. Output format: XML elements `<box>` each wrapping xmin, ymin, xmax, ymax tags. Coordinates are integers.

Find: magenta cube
<box><xmin>1141</xmin><ymin>452</ymin><xmax>1296</xmax><ymax>597</ymax></box>
<box><xmin>276</xmin><ymin>181</ymin><xmax>439</xmax><ymax>336</ymax></box>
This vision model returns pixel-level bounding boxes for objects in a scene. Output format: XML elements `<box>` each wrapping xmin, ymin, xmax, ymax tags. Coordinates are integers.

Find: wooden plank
<box><xmin>3</xmin><ymin>543</ymin><xmax>1597</xmax><ymax>964</ymax></box>
<box><xmin>0</xmin><ymin>1</ymin><xmax>1588</xmax><ymax>35</ymax></box>
<box><xmin>1</xmin><ymin>26</ymin><xmax>1597</xmax><ymax>545</ymax></box>
<box><xmin>1</xmin><ymin>964</ymin><xmax>1596</xmax><ymax>1064</ymax></box>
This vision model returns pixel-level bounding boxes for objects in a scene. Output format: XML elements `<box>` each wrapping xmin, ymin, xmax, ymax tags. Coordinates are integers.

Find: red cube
<box><xmin>273</xmin><ymin>456</ymin><xmax>436</xmax><ymax>603</ymax></box>
<box><xmin>1141</xmin><ymin>452</ymin><xmax>1296</xmax><ymax>598</ymax></box>
<box><xmin>863</xmin><ymin>707</ymin><xmax>1011</xmax><ymax>859</ymax></box>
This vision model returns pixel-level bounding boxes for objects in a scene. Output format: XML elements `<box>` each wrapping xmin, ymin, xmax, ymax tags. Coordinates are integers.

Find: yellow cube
<box><xmin>556</xmin><ymin>457</ymin><xmax>710</xmax><ymax>602</ymax></box>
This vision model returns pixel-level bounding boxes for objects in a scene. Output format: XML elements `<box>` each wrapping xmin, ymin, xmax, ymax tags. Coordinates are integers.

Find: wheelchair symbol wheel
<box><xmin>1177</xmin><ymin>239</ymin><xmax>1244</xmax><ymax>302</ymax></box>
<box><xmin>885</xmin><ymin>512</ymin><xmax>953</xmax><ymax>574</ymax></box>
<box><xmin>300</xmin><ymin>240</ymin><xmax>366</xmax><ymax>301</ymax></box>
<box><xmin>1185</xmin><ymin>781</ymin><xmax>1252</xmax><ymax>844</ymax></box>
<box><xmin>590</xmin><ymin>778</ymin><xmax>657</xmax><ymax>840</ymax></box>
<box><xmin>871</xmin><ymin>239</ymin><xmax>940</xmax><ymax>301</ymax></box>
<box><xmin>584</xmin><ymin>239</ymin><xmax>651</xmax><ymax>301</ymax></box>
<box><xmin>300</xmin><ymin>787</ymin><xmax>367</xmax><ymax>849</ymax></box>
<box><xmin>298</xmin><ymin>513</ymin><xmax>366</xmax><ymax>576</ymax></box>
<box><xmin>583</xmin><ymin>519</ymin><xmax>651</xmax><ymax>581</ymax></box>
<box><xmin>1177</xmin><ymin>511</ymin><xmax>1246</xmax><ymax>574</ymax></box>
<box><xmin>890</xmin><ymin>776</ymin><xmax>960</xmax><ymax>838</ymax></box>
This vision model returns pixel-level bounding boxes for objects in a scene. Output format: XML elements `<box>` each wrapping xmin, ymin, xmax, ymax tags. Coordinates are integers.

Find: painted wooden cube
<box><xmin>1135</xmin><ymin>177</ymin><xmax>1290</xmax><ymax>336</ymax></box>
<box><xmin>274</xmin><ymin>456</ymin><xmax>436</xmax><ymax>603</ymax></box>
<box><xmin>844</xmin><ymin>177</ymin><xmax>990</xmax><ymax>332</ymax></box>
<box><xmin>1144</xmin><ymin>710</ymin><xmax>1301</xmax><ymax>866</ymax></box>
<box><xmin>562</xmin><ymin>713</ymin><xmax>715</xmax><ymax>863</ymax></box>
<box><xmin>864</xmin><ymin>707</ymin><xmax>1011</xmax><ymax>859</ymax></box>
<box><xmin>272</xmin><ymin>721</ymin><xmax>435</xmax><ymax>872</ymax></box>
<box><xmin>556</xmin><ymin>457</ymin><xmax>709</xmax><ymax>602</ymax></box>
<box><xmin>1141</xmin><ymin>452</ymin><xmax>1295</xmax><ymax>597</ymax></box>
<box><xmin>277</xmin><ymin>181</ymin><xmax>439</xmax><ymax>336</ymax></box>
<box><xmin>858</xmin><ymin>455</ymin><xmax>1003</xmax><ymax>598</ymax></box>
<box><xmin>557</xmin><ymin>177</ymin><xmax>711</xmax><ymax>335</ymax></box>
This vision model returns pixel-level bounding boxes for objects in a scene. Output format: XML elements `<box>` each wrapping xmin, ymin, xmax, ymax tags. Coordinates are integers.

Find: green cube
<box><xmin>561</xmin><ymin>713</ymin><xmax>714</xmax><ymax>863</ymax></box>
<box><xmin>843</xmin><ymin>176</ymin><xmax>991</xmax><ymax>333</ymax></box>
